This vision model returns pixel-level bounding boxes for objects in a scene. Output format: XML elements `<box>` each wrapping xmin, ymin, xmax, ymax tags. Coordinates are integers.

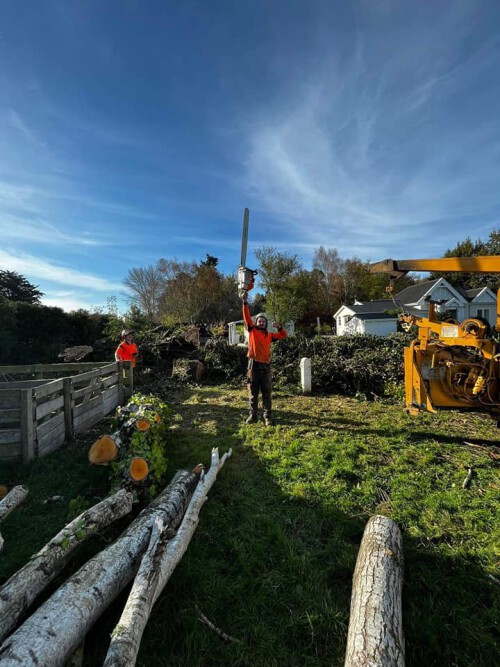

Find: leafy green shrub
<box><xmin>110</xmin><ymin>394</ymin><xmax>171</xmax><ymax>498</ymax></box>
<box><xmin>202</xmin><ymin>337</ymin><xmax>247</xmax><ymax>382</ymax></box>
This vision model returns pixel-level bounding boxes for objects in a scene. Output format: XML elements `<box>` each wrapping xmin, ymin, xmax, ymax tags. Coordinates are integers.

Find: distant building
<box><xmin>334</xmin><ymin>278</ymin><xmax>497</xmax><ymax>336</ymax></box>
<box><xmin>334</xmin><ymin>300</ymin><xmax>397</xmax><ymax>336</ymax></box>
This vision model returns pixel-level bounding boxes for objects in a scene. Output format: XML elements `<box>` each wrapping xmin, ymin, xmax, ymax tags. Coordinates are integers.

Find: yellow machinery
<box><xmin>370</xmin><ymin>256</ymin><xmax>500</xmax><ymax>419</ymax></box>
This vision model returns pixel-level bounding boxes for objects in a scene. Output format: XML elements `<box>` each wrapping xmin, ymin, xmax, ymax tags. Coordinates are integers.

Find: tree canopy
<box><xmin>0</xmin><ymin>270</ymin><xmax>44</xmax><ymax>304</ymax></box>
<box><xmin>428</xmin><ymin>230</ymin><xmax>500</xmax><ymax>290</ymax></box>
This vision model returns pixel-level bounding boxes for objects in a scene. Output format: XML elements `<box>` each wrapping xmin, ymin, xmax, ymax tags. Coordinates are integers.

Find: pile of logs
<box><xmin>0</xmin><ymin>448</ymin><xmax>231</xmax><ymax>667</ymax></box>
<box><xmin>88</xmin><ymin>399</ymin><xmax>167</xmax><ymax>494</ymax></box>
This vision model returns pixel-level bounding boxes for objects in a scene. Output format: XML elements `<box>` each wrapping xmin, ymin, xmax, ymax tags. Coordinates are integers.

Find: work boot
<box><xmin>264</xmin><ymin>416</ymin><xmax>274</xmax><ymax>426</ymax></box>
<box><xmin>245</xmin><ymin>414</ymin><xmax>258</xmax><ymax>424</ymax></box>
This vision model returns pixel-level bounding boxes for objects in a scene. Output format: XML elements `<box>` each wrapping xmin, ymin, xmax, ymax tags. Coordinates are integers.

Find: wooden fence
<box><xmin>0</xmin><ymin>362</ymin><xmax>133</xmax><ymax>465</ymax></box>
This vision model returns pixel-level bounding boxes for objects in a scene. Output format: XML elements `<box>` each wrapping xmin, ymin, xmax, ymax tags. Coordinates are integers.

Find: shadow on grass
<box><xmin>89</xmin><ymin>387</ymin><xmax>499</xmax><ymax>667</ymax></box>
<box><xmin>1</xmin><ymin>385</ymin><xmax>498</xmax><ymax>667</ymax></box>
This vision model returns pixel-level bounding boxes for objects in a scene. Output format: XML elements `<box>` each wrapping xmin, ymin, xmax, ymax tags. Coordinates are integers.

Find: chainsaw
<box><xmin>237</xmin><ymin>207</ymin><xmax>258</xmax><ymax>297</ymax></box>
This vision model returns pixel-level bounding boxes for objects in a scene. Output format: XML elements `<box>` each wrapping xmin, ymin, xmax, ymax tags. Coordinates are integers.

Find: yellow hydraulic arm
<box><xmin>370</xmin><ymin>256</ymin><xmax>500</xmax><ymax>276</ymax></box>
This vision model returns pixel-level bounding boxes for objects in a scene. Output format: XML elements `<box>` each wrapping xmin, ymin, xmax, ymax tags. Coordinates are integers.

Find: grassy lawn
<box><xmin>1</xmin><ymin>386</ymin><xmax>499</xmax><ymax>666</ymax></box>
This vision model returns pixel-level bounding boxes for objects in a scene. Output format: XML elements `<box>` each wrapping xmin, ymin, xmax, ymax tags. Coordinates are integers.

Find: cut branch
<box><xmin>104</xmin><ymin>448</ymin><xmax>232</xmax><ymax>667</ymax></box>
<box><xmin>196</xmin><ymin>604</ymin><xmax>243</xmax><ymax>644</ymax></box>
<box><xmin>344</xmin><ymin>515</ymin><xmax>405</xmax><ymax>667</ymax></box>
<box><xmin>462</xmin><ymin>467</ymin><xmax>473</xmax><ymax>489</ymax></box>
<box><xmin>0</xmin><ymin>486</ymin><xmax>28</xmax><ymax>523</ymax></box>
<box><xmin>0</xmin><ymin>489</ymin><xmax>133</xmax><ymax>643</ymax></box>
<box><xmin>0</xmin><ymin>470</ymin><xmax>198</xmax><ymax>667</ymax></box>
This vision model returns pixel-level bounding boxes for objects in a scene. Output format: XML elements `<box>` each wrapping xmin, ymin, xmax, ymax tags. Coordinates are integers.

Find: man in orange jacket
<box><xmin>115</xmin><ymin>329</ymin><xmax>139</xmax><ymax>367</ymax></box>
<box><xmin>242</xmin><ymin>294</ymin><xmax>287</xmax><ymax>425</ymax></box>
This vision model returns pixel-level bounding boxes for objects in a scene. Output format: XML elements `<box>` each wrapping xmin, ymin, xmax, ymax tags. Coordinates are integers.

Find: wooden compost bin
<box><xmin>0</xmin><ymin>361</ymin><xmax>133</xmax><ymax>465</ymax></box>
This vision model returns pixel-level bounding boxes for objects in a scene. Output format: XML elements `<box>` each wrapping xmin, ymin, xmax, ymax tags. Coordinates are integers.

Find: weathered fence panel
<box><xmin>0</xmin><ymin>362</ymin><xmax>129</xmax><ymax>464</ymax></box>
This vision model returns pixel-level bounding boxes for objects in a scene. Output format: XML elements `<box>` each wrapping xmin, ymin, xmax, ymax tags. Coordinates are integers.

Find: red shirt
<box><xmin>243</xmin><ymin>304</ymin><xmax>287</xmax><ymax>363</ymax></box>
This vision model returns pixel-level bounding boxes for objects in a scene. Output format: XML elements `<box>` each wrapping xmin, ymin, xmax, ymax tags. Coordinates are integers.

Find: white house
<box><xmin>334</xmin><ymin>300</ymin><xmax>398</xmax><ymax>336</ymax></box>
<box><xmin>334</xmin><ymin>278</ymin><xmax>497</xmax><ymax>336</ymax></box>
<box><xmin>393</xmin><ymin>278</ymin><xmax>497</xmax><ymax>326</ymax></box>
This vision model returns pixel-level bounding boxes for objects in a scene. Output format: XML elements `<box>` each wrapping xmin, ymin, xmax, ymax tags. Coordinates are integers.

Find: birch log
<box><xmin>104</xmin><ymin>448</ymin><xmax>232</xmax><ymax>667</ymax></box>
<box><xmin>344</xmin><ymin>515</ymin><xmax>405</xmax><ymax>667</ymax></box>
<box><xmin>0</xmin><ymin>489</ymin><xmax>134</xmax><ymax>643</ymax></box>
<box><xmin>0</xmin><ymin>486</ymin><xmax>28</xmax><ymax>522</ymax></box>
<box><xmin>0</xmin><ymin>469</ymin><xmax>198</xmax><ymax>667</ymax></box>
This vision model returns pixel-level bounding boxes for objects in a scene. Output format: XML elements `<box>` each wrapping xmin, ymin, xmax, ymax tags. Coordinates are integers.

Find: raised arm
<box><xmin>271</xmin><ymin>323</ymin><xmax>287</xmax><ymax>341</ymax></box>
<box><xmin>242</xmin><ymin>297</ymin><xmax>254</xmax><ymax>330</ymax></box>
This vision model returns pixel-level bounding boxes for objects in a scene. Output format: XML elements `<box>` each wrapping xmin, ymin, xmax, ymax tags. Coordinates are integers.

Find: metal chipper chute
<box><xmin>237</xmin><ymin>207</ymin><xmax>257</xmax><ymax>297</ymax></box>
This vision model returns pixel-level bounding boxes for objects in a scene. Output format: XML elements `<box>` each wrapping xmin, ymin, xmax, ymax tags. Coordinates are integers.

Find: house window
<box><xmin>344</xmin><ymin>316</ymin><xmax>349</xmax><ymax>325</ymax></box>
<box><xmin>477</xmin><ymin>309</ymin><xmax>490</xmax><ymax>320</ymax></box>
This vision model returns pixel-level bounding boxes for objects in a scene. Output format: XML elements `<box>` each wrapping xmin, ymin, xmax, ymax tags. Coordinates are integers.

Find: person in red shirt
<box><xmin>115</xmin><ymin>329</ymin><xmax>139</xmax><ymax>368</ymax></box>
<box><xmin>242</xmin><ymin>294</ymin><xmax>287</xmax><ymax>425</ymax></box>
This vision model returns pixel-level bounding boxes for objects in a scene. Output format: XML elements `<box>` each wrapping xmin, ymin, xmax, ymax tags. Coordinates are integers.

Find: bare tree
<box><xmin>123</xmin><ymin>266</ymin><xmax>165</xmax><ymax>320</ymax></box>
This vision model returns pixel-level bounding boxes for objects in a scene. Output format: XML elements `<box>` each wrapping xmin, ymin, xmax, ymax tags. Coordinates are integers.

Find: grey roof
<box><xmin>350</xmin><ymin>312</ymin><xmax>396</xmax><ymax>320</ymax></box>
<box><xmin>464</xmin><ymin>287</ymin><xmax>487</xmax><ymax>299</ymax></box>
<box><xmin>348</xmin><ymin>299</ymin><xmax>395</xmax><ymax>314</ymax></box>
<box><xmin>344</xmin><ymin>300</ymin><xmax>397</xmax><ymax>320</ymax></box>
<box><xmin>395</xmin><ymin>279</ymin><xmax>494</xmax><ymax>304</ymax></box>
<box><xmin>394</xmin><ymin>279</ymin><xmax>440</xmax><ymax>304</ymax></box>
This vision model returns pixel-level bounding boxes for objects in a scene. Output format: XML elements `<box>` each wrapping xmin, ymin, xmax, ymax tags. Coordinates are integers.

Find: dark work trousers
<box><xmin>247</xmin><ymin>359</ymin><xmax>272</xmax><ymax>418</ymax></box>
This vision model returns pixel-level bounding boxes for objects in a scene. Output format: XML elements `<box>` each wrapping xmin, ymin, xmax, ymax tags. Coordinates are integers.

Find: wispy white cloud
<box><xmin>0</xmin><ymin>214</ymin><xmax>114</xmax><ymax>246</ymax></box>
<box><xmin>8</xmin><ymin>109</ymin><xmax>47</xmax><ymax>149</ymax></box>
<box><xmin>0</xmin><ymin>249</ymin><xmax>123</xmax><ymax>292</ymax></box>
<box><xmin>240</xmin><ymin>3</ymin><xmax>500</xmax><ymax>261</ymax></box>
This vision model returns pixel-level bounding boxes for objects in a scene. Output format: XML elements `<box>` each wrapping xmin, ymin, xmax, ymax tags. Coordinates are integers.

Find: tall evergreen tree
<box><xmin>429</xmin><ymin>232</ymin><xmax>500</xmax><ymax>290</ymax></box>
<box><xmin>0</xmin><ymin>270</ymin><xmax>44</xmax><ymax>304</ymax></box>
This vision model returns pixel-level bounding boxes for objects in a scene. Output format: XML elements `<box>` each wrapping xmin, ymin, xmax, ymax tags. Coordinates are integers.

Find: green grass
<box><xmin>1</xmin><ymin>387</ymin><xmax>499</xmax><ymax>666</ymax></box>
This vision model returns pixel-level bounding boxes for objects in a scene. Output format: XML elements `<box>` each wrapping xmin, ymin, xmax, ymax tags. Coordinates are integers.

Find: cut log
<box><xmin>58</xmin><ymin>346</ymin><xmax>93</xmax><ymax>362</ymax></box>
<box><xmin>0</xmin><ymin>469</ymin><xmax>199</xmax><ymax>667</ymax></box>
<box><xmin>104</xmin><ymin>448</ymin><xmax>232</xmax><ymax>667</ymax></box>
<box><xmin>0</xmin><ymin>489</ymin><xmax>134</xmax><ymax>643</ymax></box>
<box><xmin>344</xmin><ymin>515</ymin><xmax>405</xmax><ymax>667</ymax></box>
<box><xmin>88</xmin><ymin>435</ymin><xmax>120</xmax><ymax>464</ymax></box>
<box><xmin>0</xmin><ymin>486</ymin><xmax>28</xmax><ymax>523</ymax></box>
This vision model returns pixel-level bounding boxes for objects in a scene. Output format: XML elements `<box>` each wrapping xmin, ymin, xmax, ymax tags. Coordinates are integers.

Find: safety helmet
<box><xmin>121</xmin><ymin>329</ymin><xmax>133</xmax><ymax>338</ymax></box>
<box><xmin>255</xmin><ymin>313</ymin><xmax>268</xmax><ymax>327</ymax></box>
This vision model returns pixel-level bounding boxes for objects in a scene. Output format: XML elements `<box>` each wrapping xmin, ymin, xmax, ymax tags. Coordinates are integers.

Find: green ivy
<box><xmin>110</xmin><ymin>394</ymin><xmax>171</xmax><ymax>498</ymax></box>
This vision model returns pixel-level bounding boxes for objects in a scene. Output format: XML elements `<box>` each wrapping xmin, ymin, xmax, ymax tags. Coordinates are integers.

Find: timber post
<box><xmin>116</xmin><ymin>361</ymin><xmax>124</xmax><ymax>405</ymax></box>
<box><xmin>122</xmin><ymin>362</ymin><xmax>133</xmax><ymax>398</ymax></box>
<box><xmin>20</xmin><ymin>389</ymin><xmax>35</xmax><ymax>464</ymax></box>
<box><xmin>63</xmin><ymin>378</ymin><xmax>73</xmax><ymax>440</ymax></box>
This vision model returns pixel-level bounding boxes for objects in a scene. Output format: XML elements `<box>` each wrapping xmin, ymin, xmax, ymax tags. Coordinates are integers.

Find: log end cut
<box><xmin>89</xmin><ymin>436</ymin><xmax>118</xmax><ymax>465</ymax></box>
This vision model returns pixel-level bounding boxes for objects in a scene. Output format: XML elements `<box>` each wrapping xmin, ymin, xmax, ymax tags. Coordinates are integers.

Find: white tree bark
<box><xmin>344</xmin><ymin>515</ymin><xmax>405</xmax><ymax>667</ymax></box>
<box><xmin>104</xmin><ymin>448</ymin><xmax>232</xmax><ymax>667</ymax></box>
<box><xmin>0</xmin><ymin>470</ymin><xmax>198</xmax><ymax>667</ymax></box>
<box><xmin>0</xmin><ymin>489</ymin><xmax>134</xmax><ymax>643</ymax></box>
<box><xmin>0</xmin><ymin>486</ymin><xmax>28</xmax><ymax>522</ymax></box>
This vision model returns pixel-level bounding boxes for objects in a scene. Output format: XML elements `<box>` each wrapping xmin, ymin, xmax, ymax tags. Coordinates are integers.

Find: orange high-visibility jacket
<box><xmin>243</xmin><ymin>304</ymin><xmax>287</xmax><ymax>363</ymax></box>
<box><xmin>115</xmin><ymin>341</ymin><xmax>139</xmax><ymax>367</ymax></box>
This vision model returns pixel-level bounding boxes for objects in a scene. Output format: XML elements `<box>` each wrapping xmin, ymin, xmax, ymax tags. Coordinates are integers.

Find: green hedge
<box><xmin>201</xmin><ymin>332</ymin><xmax>412</xmax><ymax>398</ymax></box>
<box><xmin>0</xmin><ymin>300</ymin><xmax>111</xmax><ymax>364</ymax></box>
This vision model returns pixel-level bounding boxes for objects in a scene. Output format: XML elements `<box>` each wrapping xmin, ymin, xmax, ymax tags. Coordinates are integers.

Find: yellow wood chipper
<box><xmin>370</xmin><ymin>256</ymin><xmax>500</xmax><ymax>421</ymax></box>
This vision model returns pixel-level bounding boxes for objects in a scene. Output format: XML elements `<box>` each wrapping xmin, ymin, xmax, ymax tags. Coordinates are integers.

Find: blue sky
<box><xmin>1</xmin><ymin>0</ymin><xmax>500</xmax><ymax>312</ymax></box>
